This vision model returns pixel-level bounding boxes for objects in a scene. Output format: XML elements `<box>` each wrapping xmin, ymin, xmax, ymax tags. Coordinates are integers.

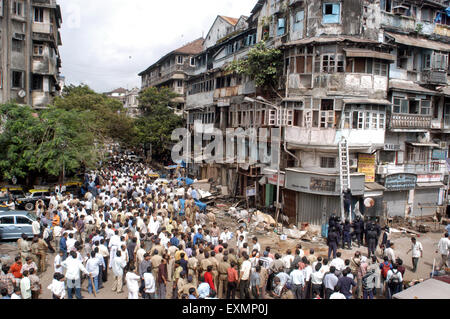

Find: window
<box><xmin>177</xmin><ymin>56</ymin><xmax>183</xmax><ymax>64</ymax></box>
<box><xmin>432</xmin><ymin>52</ymin><xmax>448</xmax><ymax>70</ymax></box>
<box><xmin>393</xmin><ymin>98</ymin><xmax>408</xmax><ymax>114</ymax></box>
<box><xmin>12</xmin><ymin>39</ymin><xmax>22</xmax><ymax>52</ymax></box>
<box><xmin>423</xmin><ymin>54</ymin><xmax>431</xmax><ymax>70</ymax></box>
<box><xmin>406</xmin><ymin>146</ymin><xmax>429</xmax><ymax>163</ymax></box>
<box><xmin>320</xmin><ymin>157</ymin><xmax>336</xmax><ymax>168</ymax></box>
<box><xmin>16</xmin><ymin>216</ymin><xmax>31</xmax><ymax>225</ymax></box>
<box><xmin>380</xmin><ymin>0</ymin><xmax>392</xmax><ymax>12</ymax></box>
<box><xmin>0</xmin><ymin>216</ymin><xmax>14</xmax><ymax>224</ymax></box>
<box><xmin>318</xmin><ymin>54</ymin><xmax>344</xmax><ymax>73</ymax></box>
<box><xmin>421</xmin><ymin>100</ymin><xmax>431</xmax><ymax>115</ymax></box>
<box><xmin>12</xmin><ymin>1</ymin><xmax>23</xmax><ymax>16</ymax></box>
<box><xmin>31</xmin><ymin>74</ymin><xmax>42</xmax><ymax>90</ymax></box>
<box><xmin>12</xmin><ymin>70</ymin><xmax>24</xmax><ymax>88</ymax></box>
<box><xmin>34</xmin><ymin>7</ymin><xmax>44</xmax><ymax>22</ymax></box>
<box><xmin>0</xmin><ymin>0</ymin><xmax>3</xmax><ymax>17</ymax></box>
<box><xmin>421</xmin><ymin>8</ymin><xmax>433</xmax><ymax>22</ymax></box>
<box><xmin>373</xmin><ymin>59</ymin><xmax>388</xmax><ymax>76</ymax></box>
<box><xmin>190</xmin><ymin>57</ymin><xmax>195</xmax><ymax>67</ymax></box>
<box><xmin>323</xmin><ymin>3</ymin><xmax>340</xmax><ymax>24</ymax></box>
<box><xmin>176</xmin><ymin>80</ymin><xmax>183</xmax><ymax>88</ymax></box>
<box><xmin>33</xmin><ymin>44</ymin><xmax>44</xmax><ymax>56</ymax></box>
<box><xmin>344</xmin><ymin>105</ymin><xmax>386</xmax><ymax>130</ymax></box>
<box><xmin>277</xmin><ymin>18</ymin><xmax>285</xmax><ymax>36</ymax></box>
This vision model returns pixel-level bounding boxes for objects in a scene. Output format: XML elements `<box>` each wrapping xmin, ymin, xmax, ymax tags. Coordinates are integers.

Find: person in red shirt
<box><xmin>204</xmin><ymin>265</ymin><xmax>215</xmax><ymax>291</ymax></box>
<box><xmin>10</xmin><ymin>257</ymin><xmax>23</xmax><ymax>279</ymax></box>
<box><xmin>227</xmin><ymin>262</ymin><xmax>238</xmax><ymax>299</ymax></box>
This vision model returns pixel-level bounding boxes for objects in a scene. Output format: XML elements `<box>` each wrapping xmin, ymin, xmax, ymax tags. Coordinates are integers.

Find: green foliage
<box><xmin>0</xmin><ymin>103</ymin><xmax>98</xmax><ymax>181</ymax></box>
<box><xmin>226</xmin><ymin>41</ymin><xmax>283</xmax><ymax>90</ymax></box>
<box><xmin>135</xmin><ymin>87</ymin><xmax>183</xmax><ymax>159</ymax></box>
<box><xmin>53</xmin><ymin>83</ymin><xmax>136</xmax><ymax>146</ymax></box>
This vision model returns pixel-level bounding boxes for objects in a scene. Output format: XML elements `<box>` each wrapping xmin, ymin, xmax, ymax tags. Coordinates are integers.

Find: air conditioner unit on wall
<box><xmin>393</xmin><ymin>6</ymin><xmax>408</xmax><ymax>16</ymax></box>
<box><xmin>13</xmin><ymin>33</ymin><xmax>25</xmax><ymax>40</ymax></box>
<box><xmin>377</xmin><ymin>166</ymin><xmax>388</xmax><ymax>175</ymax></box>
<box><xmin>439</xmin><ymin>141</ymin><xmax>448</xmax><ymax>149</ymax></box>
<box><xmin>349</xmin><ymin>159</ymin><xmax>358</xmax><ymax>169</ymax></box>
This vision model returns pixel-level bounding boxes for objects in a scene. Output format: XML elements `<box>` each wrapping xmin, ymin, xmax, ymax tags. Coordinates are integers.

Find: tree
<box><xmin>53</xmin><ymin>84</ymin><xmax>137</xmax><ymax>146</ymax></box>
<box><xmin>36</xmin><ymin>107</ymin><xmax>98</xmax><ymax>181</ymax></box>
<box><xmin>135</xmin><ymin>87</ymin><xmax>184</xmax><ymax>161</ymax></box>
<box><xmin>226</xmin><ymin>41</ymin><xmax>283</xmax><ymax>97</ymax></box>
<box><xmin>0</xmin><ymin>103</ymin><xmax>43</xmax><ymax>181</ymax></box>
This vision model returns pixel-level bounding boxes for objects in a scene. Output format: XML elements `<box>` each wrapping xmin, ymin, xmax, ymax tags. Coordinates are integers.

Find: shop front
<box><xmin>284</xmin><ymin>168</ymin><xmax>365</xmax><ymax>226</ymax></box>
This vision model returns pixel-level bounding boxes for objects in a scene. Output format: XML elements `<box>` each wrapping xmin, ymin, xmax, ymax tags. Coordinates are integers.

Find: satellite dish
<box><xmin>18</xmin><ymin>90</ymin><xmax>26</xmax><ymax>98</ymax></box>
<box><xmin>364</xmin><ymin>198</ymin><xmax>375</xmax><ymax>208</ymax></box>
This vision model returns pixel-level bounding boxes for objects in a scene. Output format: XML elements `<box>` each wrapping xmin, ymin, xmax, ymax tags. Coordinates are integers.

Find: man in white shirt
<box><xmin>143</xmin><ymin>266</ymin><xmax>156</xmax><ymax>299</ymax></box>
<box><xmin>282</xmin><ymin>250</ymin><xmax>294</xmax><ymax>272</ymax></box>
<box><xmin>290</xmin><ymin>264</ymin><xmax>305</xmax><ymax>299</ymax></box>
<box><xmin>329</xmin><ymin>285</ymin><xmax>346</xmax><ymax>299</ymax></box>
<box><xmin>407</xmin><ymin>237</ymin><xmax>423</xmax><ymax>273</ymax></box>
<box><xmin>54</xmin><ymin>251</ymin><xmax>64</xmax><ymax>274</ymax></box>
<box><xmin>330</xmin><ymin>252</ymin><xmax>345</xmax><ymax>275</ymax></box>
<box><xmin>126</xmin><ymin>265</ymin><xmax>141</xmax><ymax>299</ymax></box>
<box><xmin>239</xmin><ymin>253</ymin><xmax>252</xmax><ymax>299</ymax></box>
<box><xmin>61</xmin><ymin>251</ymin><xmax>90</xmax><ymax>299</ymax></box>
<box><xmin>32</xmin><ymin>218</ymin><xmax>41</xmax><ymax>236</ymax></box>
<box><xmin>111</xmin><ymin>250</ymin><xmax>126</xmax><ymax>294</ymax></box>
<box><xmin>436</xmin><ymin>232</ymin><xmax>449</xmax><ymax>269</ymax></box>
<box><xmin>220</xmin><ymin>228</ymin><xmax>232</xmax><ymax>244</ymax></box>
<box><xmin>384</xmin><ymin>243</ymin><xmax>396</xmax><ymax>263</ymax></box>
<box><xmin>86</xmin><ymin>251</ymin><xmax>100</xmax><ymax>295</ymax></box>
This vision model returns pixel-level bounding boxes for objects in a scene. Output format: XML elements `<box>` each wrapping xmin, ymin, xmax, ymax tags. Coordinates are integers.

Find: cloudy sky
<box><xmin>58</xmin><ymin>0</ymin><xmax>257</xmax><ymax>93</ymax></box>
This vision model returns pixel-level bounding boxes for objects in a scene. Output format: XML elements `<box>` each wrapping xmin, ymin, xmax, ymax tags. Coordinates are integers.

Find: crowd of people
<box><xmin>0</xmin><ymin>151</ymin><xmax>449</xmax><ymax>300</ymax></box>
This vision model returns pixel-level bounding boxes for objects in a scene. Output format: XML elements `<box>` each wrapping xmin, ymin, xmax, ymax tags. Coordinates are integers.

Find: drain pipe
<box><xmin>284</xmin><ymin>137</ymin><xmax>300</xmax><ymax>165</ymax></box>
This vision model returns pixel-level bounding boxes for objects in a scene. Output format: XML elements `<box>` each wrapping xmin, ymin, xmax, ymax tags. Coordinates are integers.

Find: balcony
<box><xmin>32</xmin><ymin>0</ymin><xmax>57</xmax><ymax>8</ymax></box>
<box><xmin>389</xmin><ymin>114</ymin><xmax>432</xmax><ymax>131</ymax></box>
<box><xmin>377</xmin><ymin>163</ymin><xmax>447</xmax><ymax>176</ymax></box>
<box><xmin>421</xmin><ymin>70</ymin><xmax>448</xmax><ymax>85</ymax></box>
<box><xmin>381</xmin><ymin>11</ymin><xmax>416</xmax><ymax>33</ymax></box>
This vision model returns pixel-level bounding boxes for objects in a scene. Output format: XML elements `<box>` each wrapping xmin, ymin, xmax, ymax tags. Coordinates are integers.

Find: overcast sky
<box><xmin>58</xmin><ymin>0</ymin><xmax>256</xmax><ymax>93</ymax></box>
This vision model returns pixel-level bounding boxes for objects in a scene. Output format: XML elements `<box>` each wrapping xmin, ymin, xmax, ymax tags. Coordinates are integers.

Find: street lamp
<box><xmin>244</xmin><ymin>96</ymin><xmax>283</xmax><ymax>231</ymax></box>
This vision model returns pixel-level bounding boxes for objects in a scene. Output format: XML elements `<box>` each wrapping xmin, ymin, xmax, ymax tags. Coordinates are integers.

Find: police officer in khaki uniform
<box><xmin>218</xmin><ymin>255</ymin><xmax>231</xmax><ymax>299</ymax></box>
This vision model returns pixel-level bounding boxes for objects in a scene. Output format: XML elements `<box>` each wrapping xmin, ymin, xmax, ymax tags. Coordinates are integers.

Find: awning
<box><xmin>343</xmin><ymin>98</ymin><xmax>392</xmax><ymax>106</ymax></box>
<box><xmin>344</xmin><ymin>48</ymin><xmax>395</xmax><ymax>61</ymax></box>
<box><xmin>416</xmin><ymin>182</ymin><xmax>445</xmax><ymax>188</ymax></box>
<box><xmin>407</xmin><ymin>142</ymin><xmax>440</xmax><ymax>147</ymax></box>
<box><xmin>365</xmin><ymin>182</ymin><xmax>386</xmax><ymax>191</ymax></box>
<box><xmin>386</xmin><ymin>32</ymin><xmax>450</xmax><ymax>52</ymax></box>
<box><xmin>389</xmin><ymin>80</ymin><xmax>438</xmax><ymax>95</ymax></box>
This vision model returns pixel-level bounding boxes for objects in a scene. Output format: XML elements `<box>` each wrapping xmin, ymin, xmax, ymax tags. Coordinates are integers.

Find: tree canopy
<box><xmin>226</xmin><ymin>41</ymin><xmax>283</xmax><ymax>94</ymax></box>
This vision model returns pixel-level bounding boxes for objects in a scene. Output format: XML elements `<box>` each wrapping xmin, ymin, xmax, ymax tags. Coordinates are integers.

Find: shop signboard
<box><xmin>385</xmin><ymin>173</ymin><xmax>417</xmax><ymax>191</ymax></box>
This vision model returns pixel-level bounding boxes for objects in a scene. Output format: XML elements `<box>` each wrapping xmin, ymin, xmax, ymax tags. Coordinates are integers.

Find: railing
<box><xmin>422</xmin><ymin>70</ymin><xmax>448</xmax><ymax>85</ymax></box>
<box><xmin>379</xmin><ymin>163</ymin><xmax>447</xmax><ymax>175</ymax></box>
<box><xmin>390</xmin><ymin>114</ymin><xmax>432</xmax><ymax>129</ymax></box>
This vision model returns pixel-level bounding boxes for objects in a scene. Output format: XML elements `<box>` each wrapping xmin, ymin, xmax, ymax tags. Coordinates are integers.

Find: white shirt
<box><xmin>66</xmin><ymin>238</ymin><xmax>76</xmax><ymax>252</ymax></box>
<box><xmin>48</xmin><ymin>279</ymin><xmax>66</xmax><ymax>299</ymax></box>
<box><xmin>252</xmin><ymin>243</ymin><xmax>261</xmax><ymax>253</ymax></box>
<box><xmin>32</xmin><ymin>221</ymin><xmax>41</xmax><ymax>235</ymax></box>
<box><xmin>282</xmin><ymin>255</ymin><xmax>294</xmax><ymax>271</ymax></box>
<box><xmin>384</xmin><ymin>247</ymin><xmax>396</xmax><ymax>262</ymax></box>
<box><xmin>20</xmin><ymin>276</ymin><xmax>31</xmax><ymax>299</ymax></box>
<box><xmin>112</xmin><ymin>256</ymin><xmax>126</xmax><ymax>276</ymax></box>
<box><xmin>290</xmin><ymin>269</ymin><xmax>305</xmax><ymax>286</ymax></box>
<box><xmin>303</xmin><ymin>265</ymin><xmax>313</xmax><ymax>281</ymax></box>
<box><xmin>437</xmin><ymin>237</ymin><xmax>449</xmax><ymax>255</ymax></box>
<box><xmin>143</xmin><ymin>273</ymin><xmax>156</xmax><ymax>293</ymax></box>
<box><xmin>11</xmin><ymin>293</ymin><xmax>22</xmax><ymax>299</ymax></box>
<box><xmin>126</xmin><ymin>271</ymin><xmax>141</xmax><ymax>292</ymax></box>
<box><xmin>86</xmin><ymin>257</ymin><xmax>100</xmax><ymax>277</ymax></box>
<box><xmin>311</xmin><ymin>269</ymin><xmax>325</xmax><ymax>285</ymax></box>
<box><xmin>54</xmin><ymin>254</ymin><xmax>63</xmax><ymax>274</ymax></box>
<box><xmin>61</xmin><ymin>256</ymin><xmax>89</xmax><ymax>280</ymax></box>
<box><xmin>240</xmin><ymin>260</ymin><xmax>252</xmax><ymax>280</ymax></box>
<box><xmin>220</xmin><ymin>231</ymin><xmax>232</xmax><ymax>243</ymax></box>
<box><xmin>386</xmin><ymin>269</ymin><xmax>403</xmax><ymax>283</ymax></box>
<box><xmin>411</xmin><ymin>242</ymin><xmax>423</xmax><ymax>258</ymax></box>
<box><xmin>330</xmin><ymin>292</ymin><xmax>346</xmax><ymax>299</ymax></box>
<box><xmin>330</xmin><ymin>258</ymin><xmax>345</xmax><ymax>271</ymax></box>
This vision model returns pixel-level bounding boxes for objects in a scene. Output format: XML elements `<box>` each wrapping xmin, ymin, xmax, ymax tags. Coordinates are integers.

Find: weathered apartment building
<box><xmin>148</xmin><ymin>0</ymin><xmax>450</xmax><ymax>227</ymax></box>
<box><xmin>0</xmin><ymin>0</ymin><xmax>63</xmax><ymax>108</ymax></box>
<box><xmin>138</xmin><ymin>38</ymin><xmax>205</xmax><ymax>116</ymax></box>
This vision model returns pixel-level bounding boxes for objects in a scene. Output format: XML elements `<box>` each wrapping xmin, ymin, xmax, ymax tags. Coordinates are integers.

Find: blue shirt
<box><xmin>193</xmin><ymin>233</ymin><xmax>203</xmax><ymax>245</ymax></box>
<box><xmin>188</xmin><ymin>294</ymin><xmax>197</xmax><ymax>299</ymax></box>
<box><xmin>60</xmin><ymin>237</ymin><xmax>67</xmax><ymax>252</ymax></box>
<box><xmin>170</xmin><ymin>237</ymin><xmax>179</xmax><ymax>247</ymax></box>
<box><xmin>446</xmin><ymin>224</ymin><xmax>450</xmax><ymax>234</ymax></box>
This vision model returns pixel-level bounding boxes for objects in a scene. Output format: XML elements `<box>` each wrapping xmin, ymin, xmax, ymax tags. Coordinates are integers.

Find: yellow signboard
<box><xmin>358</xmin><ymin>154</ymin><xmax>376</xmax><ymax>183</ymax></box>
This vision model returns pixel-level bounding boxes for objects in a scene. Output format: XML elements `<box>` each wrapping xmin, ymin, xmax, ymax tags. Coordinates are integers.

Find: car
<box><xmin>0</xmin><ymin>187</ymin><xmax>27</xmax><ymax>201</ymax></box>
<box><xmin>15</xmin><ymin>191</ymin><xmax>51</xmax><ymax>211</ymax></box>
<box><xmin>0</xmin><ymin>211</ymin><xmax>37</xmax><ymax>240</ymax></box>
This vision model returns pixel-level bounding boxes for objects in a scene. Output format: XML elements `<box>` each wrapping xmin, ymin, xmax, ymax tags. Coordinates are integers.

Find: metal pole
<box><xmin>275</xmin><ymin>107</ymin><xmax>282</xmax><ymax>232</ymax></box>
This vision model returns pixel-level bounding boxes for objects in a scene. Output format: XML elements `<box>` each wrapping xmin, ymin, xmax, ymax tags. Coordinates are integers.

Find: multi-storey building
<box><xmin>138</xmin><ymin>38</ymin><xmax>204</xmax><ymax>115</ymax></box>
<box><xmin>0</xmin><ymin>0</ymin><xmax>63</xmax><ymax>108</ymax></box>
<box><xmin>171</xmin><ymin>0</ymin><xmax>450</xmax><ymax>226</ymax></box>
